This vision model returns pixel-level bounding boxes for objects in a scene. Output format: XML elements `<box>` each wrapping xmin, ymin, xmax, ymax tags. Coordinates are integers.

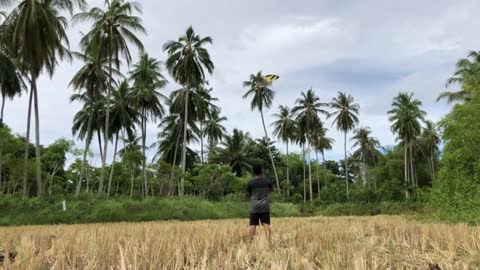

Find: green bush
<box><xmin>0</xmin><ymin>196</ymin><xmax>301</xmax><ymax>226</ymax></box>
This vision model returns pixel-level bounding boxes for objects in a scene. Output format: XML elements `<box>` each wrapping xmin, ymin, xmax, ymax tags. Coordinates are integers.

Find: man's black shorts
<box><xmin>249</xmin><ymin>212</ymin><xmax>270</xmax><ymax>226</ymax></box>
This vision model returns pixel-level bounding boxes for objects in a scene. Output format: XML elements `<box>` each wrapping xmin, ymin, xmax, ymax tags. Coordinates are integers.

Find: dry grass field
<box><xmin>1</xmin><ymin>216</ymin><xmax>479</xmax><ymax>269</ymax></box>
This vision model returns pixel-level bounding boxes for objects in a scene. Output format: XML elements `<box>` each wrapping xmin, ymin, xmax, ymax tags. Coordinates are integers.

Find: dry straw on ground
<box><xmin>1</xmin><ymin>215</ymin><xmax>479</xmax><ymax>269</ymax></box>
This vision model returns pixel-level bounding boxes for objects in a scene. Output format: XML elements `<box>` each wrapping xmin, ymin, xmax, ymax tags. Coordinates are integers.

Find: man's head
<box><xmin>252</xmin><ymin>165</ymin><xmax>263</xmax><ymax>176</ymax></box>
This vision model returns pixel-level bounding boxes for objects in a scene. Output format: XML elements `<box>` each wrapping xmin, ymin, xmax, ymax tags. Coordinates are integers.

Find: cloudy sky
<box><xmin>4</xmin><ymin>0</ymin><xmax>479</xmax><ymax>163</ymax></box>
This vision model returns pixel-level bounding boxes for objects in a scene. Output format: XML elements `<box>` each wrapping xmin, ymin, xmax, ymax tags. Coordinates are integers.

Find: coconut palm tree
<box><xmin>118</xmin><ymin>130</ymin><xmax>142</xmax><ymax>198</ymax></box>
<box><xmin>420</xmin><ymin>120</ymin><xmax>440</xmax><ymax>182</ymax></box>
<box><xmin>0</xmin><ymin>43</ymin><xmax>25</xmax><ymax>126</ymax></box>
<box><xmin>107</xmin><ymin>80</ymin><xmax>138</xmax><ymax>197</ymax></box>
<box><xmin>329</xmin><ymin>92</ymin><xmax>359</xmax><ymax>200</ymax></box>
<box><xmin>437</xmin><ymin>51</ymin><xmax>480</xmax><ymax>104</ymax></box>
<box><xmin>0</xmin><ymin>56</ymin><xmax>24</xmax><ymax>126</ymax></box>
<box><xmin>293</xmin><ymin>89</ymin><xmax>328</xmax><ymax>201</ymax></box>
<box><xmin>11</xmin><ymin>0</ymin><xmax>85</xmax><ymax>196</ymax></box>
<box><xmin>217</xmin><ymin>129</ymin><xmax>254</xmax><ymax>177</ymax></box>
<box><xmin>69</xmin><ymin>50</ymin><xmax>113</xmax><ymax>195</ymax></box>
<box><xmin>196</xmin><ymin>86</ymin><xmax>218</xmax><ymax>166</ymax></box>
<box><xmin>351</xmin><ymin>127</ymin><xmax>379</xmax><ymax>186</ymax></box>
<box><xmin>272</xmin><ymin>105</ymin><xmax>295</xmax><ymax>196</ymax></box>
<box><xmin>74</xmin><ymin>0</ymin><xmax>146</xmax><ymax>194</ymax></box>
<box><xmin>128</xmin><ymin>52</ymin><xmax>167</xmax><ymax>198</ymax></box>
<box><xmin>312</xmin><ymin>126</ymin><xmax>334</xmax><ymax>194</ymax></box>
<box><xmin>243</xmin><ymin>71</ymin><xmax>280</xmax><ymax>191</ymax></box>
<box><xmin>387</xmin><ymin>92</ymin><xmax>426</xmax><ymax>194</ymax></box>
<box><xmin>71</xmin><ymin>92</ymin><xmax>106</xmax><ymax>192</ymax></box>
<box><xmin>292</xmin><ymin>121</ymin><xmax>307</xmax><ymax>203</ymax></box>
<box><xmin>163</xmin><ymin>26</ymin><xmax>214</xmax><ymax>196</ymax></box>
<box><xmin>204</xmin><ymin>107</ymin><xmax>227</xmax><ymax>163</ymax></box>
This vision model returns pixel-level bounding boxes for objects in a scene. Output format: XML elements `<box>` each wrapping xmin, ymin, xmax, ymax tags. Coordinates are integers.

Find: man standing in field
<box><xmin>247</xmin><ymin>165</ymin><xmax>273</xmax><ymax>241</ymax></box>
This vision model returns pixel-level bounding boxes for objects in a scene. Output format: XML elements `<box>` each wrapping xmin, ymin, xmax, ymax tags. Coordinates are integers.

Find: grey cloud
<box><xmin>2</xmin><ymin>0</ymin><xmax>477</xmax><ymax>164</ymax></box>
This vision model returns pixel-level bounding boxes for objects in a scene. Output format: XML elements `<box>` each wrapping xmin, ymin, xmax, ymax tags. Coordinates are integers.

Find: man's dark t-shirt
<box><xmin>247</xmin><ymin>177</ymin><xmax>273</xmax><ymax>213</ymax></box>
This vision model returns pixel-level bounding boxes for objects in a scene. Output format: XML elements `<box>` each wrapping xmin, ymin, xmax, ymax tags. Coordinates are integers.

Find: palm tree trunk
<box><xmin>409</xmin><ymin>145</ymin><xmax>415</xmax><ymax>187</ymax></box>
<box><xmin>363</xmin><ymin>151</ymin><xmax>367</xmax><ymax>186</ymax></box>
<box><xmin>307</xmin><ymin>139</ymin><xmax>313</xmax><ymax>202</ymax></box>
<box><xmin>322</xmin><ymin>150</ymin><xmax>327</xmax><ymax>189</ymax></box>
<box><xmin>259</xmin><ymin>108</ymin><xmax>280</xmax><ymax>191</ymax></box>
<box><xmin>141</xmin><ymin>109</ymin><xmax>148</xmax><ymax>198</ymax></box>
<box><xmin>316</xmin><ymin>151</ymin><xmax>320</xmax><ymax>199</ymax></box>
<box><xmin>107</xmin><ymin>131</ymin><xmax>119</xmax><ymax>199</ymax></box>
<box><xmin>302</xmin><ymin>144</ymin><xmax>306</xmax><ymax>204</ymax></box>
<box><xmin>0</xmin><ymin>93</ymin><xmax>5</xmax><ymax>125</ymax></box>
<box><xmin>32</xmin><ymin>73</ymin><xmax>42</xmax><ymax>196</ymax></box>
<box><xmin>130</xmin><ymin>169</ymin><xmax>134</xmax><ymax>199</ymax></box>
<box><xmin>180</xmin><ymin>88</ymin><xmax>189</xmax><ymax>196</ymax></box>
<box><xmin>171</xmin><ymin>134</ymin><xmax>181</xmax><ymax>196</ymax></box>
<box><xmin>365</xmin><ymin>162</ymin><xmax>369</xmax><ymax>189</ymax></box>
<box><xmin>76</xmin><ymin>103</ymin><xmax>94</xmax><ymax>196</ymax></box>
<box><xmin>286</xmin><ymin>140</ymin><xmax>290</xmax><ymax>196</ymax></box>
<box><xmin>404</xmin><ymin>142</ymin><xmax>409</xmax><ymax>198</ymax></box>
<box><xmin>431</xmin><ymin>154</ymin><xmax>435</xmax><ymax>183</ymax></box>
<box><xmin>200</xmin><ymin>121</ymin><xmax>204</xmax><ymax>166</ymax></box>
<box><xmin>23</xmin><ymin>87</ymin><xmax>34</xmax><ymax>197</ymax></box>
<box><xmin>97</xmin><ymin>130</ymin><xmax>104</xmax><ymax>163</ymax></box>
<box><xmin>86</xmin><ymin>166</ymin><xmax>90</xmax><ymax>193</ymax></box>
<box><xmin>344</xmin><ymin>131</ymin><xmax>348</xmax><ymax>200</ymax></box>
<box><xmin>100</xmin><ymin>53</ymin><xmax>113</xmax><ymax>194</ymax></box>
<box><xmin>208</xmin><ymin>140</ymin><xmax>214</xmax><ymax>164</ymax></box>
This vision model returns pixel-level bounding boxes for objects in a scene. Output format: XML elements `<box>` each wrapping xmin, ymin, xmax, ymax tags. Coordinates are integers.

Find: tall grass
<box><xmin>1</xmin><ymin>216</ymin><xmax>479</xmax><ymax>269</ymax></box>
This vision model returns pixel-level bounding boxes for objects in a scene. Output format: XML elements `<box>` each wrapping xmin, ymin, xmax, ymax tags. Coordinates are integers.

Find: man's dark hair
<box><xmin>252</xmin><ymin>165</ymin><xmax>263</xmax><ymax>176</ymax></box>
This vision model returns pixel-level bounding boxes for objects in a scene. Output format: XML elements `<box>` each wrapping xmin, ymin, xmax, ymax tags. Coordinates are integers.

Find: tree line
<box><xmin>0</xmin><ymin>0</ymin><xmax>454</xmax><ymax>205</ymax></box>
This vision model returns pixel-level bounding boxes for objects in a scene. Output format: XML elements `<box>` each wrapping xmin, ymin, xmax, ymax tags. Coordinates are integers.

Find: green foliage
<box><xmin>316</xmin><ymin>201</ymin><xmax>427</xmax><ymax>216</ymax></box>
<box><xmin>0</xmin><ymin>195</ymin><xmax>301</xmax><ymax>226</ymax></box>
<box><xmin>432</xmin><ymin>83</ymin><xmax>480</xmax><ymax>223</ymax></box>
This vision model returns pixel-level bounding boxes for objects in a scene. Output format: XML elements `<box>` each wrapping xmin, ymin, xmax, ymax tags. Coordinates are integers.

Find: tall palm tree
<box><xmin>118</xmin><ymin>130</ymin><xmax>142</xmax><ymax>199</ymax></box>
<box><xmin>107</xmin><ymin>80</ymin><xmax>138</xmax><ymax>197</ymax></box>
<box><xmin>351</xmin><ymin>127</ymin><xmax>379</xmax><ymax>186</ymax></box>
<box><xmin>163</xmin><ymin>26</ymin><xmax>214</xmax><ymax>196</ymax></box>
<box><xmin>217</xmin><ymin>128</ymin><xmax>254</xmax><ymax>177</ymax></box>
<box><xmin>437</xmin><ymin>51</ymin><xmax>480</xmax><ymax>104</ymax></box>
<box><xmin>129</xmin><ymin>53</ymin><xmax>167</xmax><ymax>198</ymax></box>
<box><xmin>436</xmin><ymin>51</ymin><xmax>480</xmax><ymax>104</ymax></box>
<box><xmin>329</xmin><ymin>92</ymin><xmax>359</xmax><ymax>200</ymax></box>
<box><xmin>243</xmin><ymin>71</ymin><xmax>280</xmax><ymax>191</ymax></box>
<box><xmin>11</xmin><ymin>0</ymin><xmax>85</xmax><ymax>196</ymax></box>
<box><xmin>272</xmin><ymin>105</ymin><xmax>295</xmax><ymax>196</ymax></box>
<box><xmin>387</xmin><ymin>92</ymin><xmax>426</xmax><ymax>193</ymax></box>
<box><xmin>196</xmin><ymin>86</ymin><xmax>217</xmax><ymax>166</ymax></box>
<box><xmin>154</xmin><ymin>109</ymin><xmax>200</xmax><ymax>195</ymax></box>
<box><xmin>0</xmin><ymin>53</ymin><xmax>24</xmax><ymax>126</ymax></box>
<box><xmin>204</xmin><ymin>107</ymin><xmax>227</xmax><ymax>163</ymax></box>
<box><xmin>71</xmin><ymin>92</ymin><xmax>106</xmax><ymax>192</ymax></box>
<box><xmin>420</xmin><ymin>120</ymin><xmax>440</xmax><ymax>182</ymax></box>
<box><xmin>312</xmin><ymin>126</ymin><xmax>334</xmax><ymax>193</ymax></box>
<box><xmin>69</xmin><ymin>50</ymin><xmax>112</xmax><ymax>195</ymax></box>
<box><xmin>74</xmin><ymin>0</ymin><xmax>146</xmax><ymax>194</ymax></box>
<box><xmin>0</xmin><ymin>22</ymin><xmax>25</xmax><ymax>126</ymax></box>
<box><xmin>155</xmin><ymin>111</ymin><xmax>199</xmax><ymax>167</ymax></box>
<box><xmin>292</xmin><ymin>121</ymin><xmax>307</xmax><ymax>203</ymax></box>
<box><xmin>293</xmin><ymin>89</ymin><xmax>328</xmax><ymax>201</ymax></box>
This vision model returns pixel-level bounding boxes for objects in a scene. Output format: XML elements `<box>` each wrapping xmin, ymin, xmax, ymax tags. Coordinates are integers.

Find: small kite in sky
<box><xmin>264</xmin><ymin>74</ymin><xmax>279</xmax><ymax>85</ymax></box>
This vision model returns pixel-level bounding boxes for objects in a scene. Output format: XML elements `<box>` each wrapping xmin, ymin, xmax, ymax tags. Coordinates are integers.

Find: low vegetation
<box><xmin>1</xmin><ymin>216</ymin><xmax>479</xmax><ymax>269</ymax></box>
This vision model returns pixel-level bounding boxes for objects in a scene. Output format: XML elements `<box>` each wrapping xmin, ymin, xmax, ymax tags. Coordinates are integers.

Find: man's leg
<box><xmin>261</xmin><ymin>212</ymin><xmax>271</xmax><ymax>241</ymax></box>
<box><xmin>248</xmin><ymin>225</ymin><xmax>256</xmax><ymax>241</ymax></box>
<box><xmin>263</xmin><ymin>224</ymin><xmax>271</xmax><ymax>241</ymax></box>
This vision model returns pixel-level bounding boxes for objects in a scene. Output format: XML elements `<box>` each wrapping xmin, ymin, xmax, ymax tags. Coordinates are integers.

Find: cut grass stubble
<box><xmin>1</xmin><ymin>216</ymin><xmax>480</xmax><ymax>269</ymax></box>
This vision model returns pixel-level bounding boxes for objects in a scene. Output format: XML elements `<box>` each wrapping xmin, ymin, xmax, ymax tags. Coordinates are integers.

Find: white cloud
<box><xmin>2</xmin><ymin>0</ymin><xmax>479</xmax><ymax>164</ymax></box>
